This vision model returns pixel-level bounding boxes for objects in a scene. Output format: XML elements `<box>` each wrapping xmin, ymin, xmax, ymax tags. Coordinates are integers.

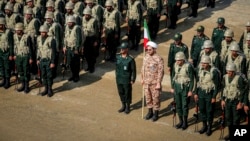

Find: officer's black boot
<box><xmin>17</xmin><ymin>81</ymin><xmax>25</xmax><ymax>92</ymax></box>
<box><xmin>24</xmin><ymin>81</ymin><xmax>30</xmax><ymax>93</ymax></box>
<box><xmin>124</xmin><ymin>103</ymin><xmax>130</xmax><ymax>114</ymax></box>
<box><xmin>152</xmin><ymin>110</ymin><xmax>159</xmax><ymax>122</ymax></box>
<box><xmin>118</xmin><ymin>102</ymin><xmax>126</xmax><ymax>113</ymax></box>
<box><xmin>47</xmin><ymin>85</ymin><xmax>53</xmax><ymax>97</ymax></box>
<box><xmin>145</xmin><ymin>108</ymin><xmax>153</xmax><ymax>120</ymax></box>
<box><xmin>4</xmin><ymin>77</ymin><xmax>10</xmax><ymax>89</ymax></box>
<box><xmin>206</xmin><ymin>122</ymin><xmax>212</xmax><ymax>136</ymax></box>
<box><xmin>41</xmin><ymin>85</ymin><xmax>48</xmax><ymax>96</ymax></box>
<box><xmin>175</xmin><ymin>116</ymin><xmax>183</xmax><ymax>129</ymax></box>
<box><xmin>182</xmin><ymin>116</ymin><xmax>188</xmax><ymax>130</ymax></box>
<box><xmin>199</xmin><ymin>121</ymin><xmax>207</xmax><ymax>134</ymax></box>
<box><xmin>0</xmin><ymin>77</ymin><xmax>6</xmax><ymax>87</ymax></box>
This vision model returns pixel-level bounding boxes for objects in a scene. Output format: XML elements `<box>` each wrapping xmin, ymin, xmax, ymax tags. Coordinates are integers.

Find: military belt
<box><xmin>41</xmin><ymin>58</ymin><xmax>50</xmax><ymax>62</ymax></box>
<box><xmin>17</xmin><ymin>53</ymin><xmax>29</xmax><ymax>57</ymax></box>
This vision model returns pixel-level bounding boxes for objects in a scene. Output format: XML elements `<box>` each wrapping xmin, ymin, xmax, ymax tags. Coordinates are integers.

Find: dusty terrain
<box><xmin>1</xmin><ymin>0</ymin><xmax>250</xmax><ymax>141</ymax></box>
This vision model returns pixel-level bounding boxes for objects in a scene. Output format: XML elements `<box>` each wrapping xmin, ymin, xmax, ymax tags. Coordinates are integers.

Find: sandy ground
<box><xmin>1</xmin><ymin>0</ymin><xmax>250</xmax><ymax>141</ymax></box>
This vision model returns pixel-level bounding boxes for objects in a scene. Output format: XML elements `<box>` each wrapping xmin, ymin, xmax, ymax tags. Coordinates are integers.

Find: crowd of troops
<box><xmin>168</xmin><ymin>17</ymin><xmax>250</xmax><ymax>140</ymax></box>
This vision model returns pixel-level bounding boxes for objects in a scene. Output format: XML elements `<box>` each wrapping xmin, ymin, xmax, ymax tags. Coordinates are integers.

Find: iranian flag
<box><xmin>143</xmin><ymin>19</ymin><xmax>151</xmax><ymax>48</ymax></box>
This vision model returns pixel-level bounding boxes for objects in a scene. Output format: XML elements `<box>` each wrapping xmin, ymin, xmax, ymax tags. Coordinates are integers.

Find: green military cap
<box><xmin>217</xmin><ymin>17</ymin><xmax>225</xmax><ymax>24</ymax></box>
<box><xmin>119</xmin><ymin>42</ymin><xmax>129</xmax><ymax>49</ymax></box>
<box><xmin>196</xmin><ymin>25</ymin><xmax>204</xmax><ymax>32</ymax></box>
<box><xmin>174</xmin><ymin>33</ymin><xmax>182</xmax><ymax>41</ymax></box>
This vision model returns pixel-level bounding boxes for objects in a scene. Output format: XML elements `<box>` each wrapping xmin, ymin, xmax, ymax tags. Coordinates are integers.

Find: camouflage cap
<box><xmin>174</xmin><ymin>33</ymin><xmax>182</xmax><ymax>41</ymax></box>
<box><xmin>196</xmin><ymin>25</ymin><xmax>204</xmax><ymax>32</ymax></box>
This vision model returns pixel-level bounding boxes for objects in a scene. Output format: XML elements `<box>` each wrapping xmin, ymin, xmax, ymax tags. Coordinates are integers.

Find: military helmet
<box><xmin>65</xmin><ymin>2</ymin><xmax>74</xmax><ymax>9</ymax></box>
<box><xmin>67</xmin><ymin>15</ymin><xmax>76</xmax><ymax>23</ymax></box>
<box><xmin>46</xmin><ymin>0</ymin><xmax>55</xmax><ymax>7</ymax></box>
<box><xmin>119</xmin><ymin>42</ymin><xmax>129</xmax><ymax>49</ymax></box>
<box><xmin>45</xmin><ymin>11</ymin><xmax>54</xmax><ymax>19</ymax></box>
<box><xmin>196</xmin><ymin>25</ymin><xmax>204</xmax><ymax>32</ymax></box>
<box><xmin>217</xmin><ymin>17</ymin><xmax>225</xmax><ymax>24</ymax></box>
<box><xmin>246</xmin><ymin>21</ymin><xmax>250</xmax><ymax>27</ymax></box>
<box><xmin>175</xmin><ymin>52</ymin><xmax>185</xmax><ymax>60</ymax></box>
<box><xmin>246</xmin><ymin>33</ymin><xmax>250</xmax><ymax>40</ymax></box>
<box><xmin>26</xmin><ymin>0</ymin><xmax>33</xmax><ymax>3</ymax></box>
<box><xmin>0</xmin><ymin>17</ymin><xmax>6</xmax><ymax>25</ymax></box>
<box><xmin>174</xmin><ymin>33</ymin><xmax>182</xmax><ymax>41</ymax></box>
<box><xmin>224</xmin><ymin>29</ymin><xmax>234</xmax><ymax>37</ymax></box>
<box><xmin>4</xmin><ymin>4</ymin><xmax>13</xmax><ymax>11</ymax></box>
<box><xmin>39</xmin><ymin>25</ymin><xmax>49</xmax><ymax>32</ymax></box>
<box><xmin>24</xmin><ymin>8</ymin><xmax>33</xmax><ymax>15</ymax></box>
<box><xmin>83</xmin><ymin>7</ymin><xmax>92</xmax><ymax>15</ymax></box>
<box><xmin>201</xmin><ymin>55</ymin><xmax>211</xmax><ymax>64</ymax></box>
<box><xmin>85</xmin><ymin>0</ymin><xmax>94</xmax><ymax>3</ymax></box>
<box><xmin>226</xmin><ymin>63</ymin><xmax>236</xmax><ymax>71</ymax></box>
<box><xmin>229</xmin><ymin>42</ymin><xmax>240</xmax><ymax>51</ymax></box>
<box><xmin>15</xmin><ymin>23</ymin><xmax>24</xmax><ymax>30</ymax></box>
<box><xmin>202</xmin><ymin>40</ymin><xmax>214</xmax><ymax>49</ymax></box>
<box><xmin>105</xmin><ymin>0</ymin><xmax>114</xmax><ymax>7</ymax></box>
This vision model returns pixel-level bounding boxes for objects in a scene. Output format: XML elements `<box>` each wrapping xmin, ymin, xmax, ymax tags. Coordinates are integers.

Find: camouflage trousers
<box><xmin>144</xmin><ymin>84</ymin><xmax>161</xmax><ymax>110</ymax></box>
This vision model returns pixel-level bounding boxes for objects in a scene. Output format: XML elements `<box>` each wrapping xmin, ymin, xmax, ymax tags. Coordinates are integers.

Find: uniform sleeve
<box><xmin>156</xmin><ymin>57</ymin><xmax>164</xmax><ymax>84</ymax></box>
<box><xmin>167</xmin><ymin>43</ymin><xmax>173</xmax><ymax>68</ymax></box>
<box><xmin>190</xmin><ymin>36</ymin><xmax>196</xmax><ymax>60</ymax></box>
<box><xmin>96</xmin><ymin>6</ymin><xmax>104</xmax><ymax>25</ymax></box>
<box><xmin>157</xmin><ymin>0</ymin><xmax>163</xmax><ymax>14</ymax></box>
<box><xmin>50</xmin><ymin>38</ymin><xmax>57</xmax><ymax>64</ymax></box>
<box><xmin>130</xmin><ymin>58</ymin><xmax>137</xmax><ymax>82</ymax></box>
<box><xmin>193</xmin><ymin>67</ymin><xmax>200</xmax><ymax>94</ymax></box>
<box><xmin>34</xmin><ymin>20</ymin><xmax>41</xmax><ymax>35</ymax></box>
<box><xmin>188</xmin><ymin>64</ymin><xmax>195</xmax><ymax>92</ymax></box>
<box><xmin>241</xmin><ymin>57</ymin><xmax>247</xmax><ymax>75</ymax></box>
<box><xmin>184</xmin><ymin>44</ymin><xmax>189</xmax><ymax>60</ymax></box>
<box><xmin>238</xmin><ymin>32</ymin><xmax>244</xmax><ymax>50</ymax></box>
<box><xmin>137</xmin><ymin>2</ymin><xmax>143</xmax><ymax>25</ymax></box>
<box><xmin>27</xmin><ymin>35</ymin><xmax>33</xmax><ymax>59</ymax></box>
<box><xmin>54</xmin><ymin>24</ymin><xmax>62</xmax><ymax>51</ymax></box>
<box><xmin>171</xmin><ymin>64</ymin><xmax>176</xmax><ymax>88</ymax></box>
<box><xmin>238</xmin><ymin>76</ymin><xmax>248</xmax><ymax>103</ymax></box>
<box><xmin>7</xmin><ymin>30</ymin><xmax>14</xmax><ymax>56</ymax></box>
<box><xmin>93</xmin><ymin>19</ymin><xmax>100</xmax><ymax>39</ymax></box>
<box><xmin>212</xmin><ymin>69</ymin><xmax>220</xmax><ymax>98</ymax></box>
<box><xmin>75</xmin><ymin>27</ymin><xmax>83</xmax><ymax>50</ymax></box>
<box><xmin>114</xmin><ymin>12</ymin><xmax>121</xmax><ymax>34</ymax></box>
<box><xmin>214</xmin><ymin>55</ymin><xmax>221</xmax><ymax>70</ymax></box>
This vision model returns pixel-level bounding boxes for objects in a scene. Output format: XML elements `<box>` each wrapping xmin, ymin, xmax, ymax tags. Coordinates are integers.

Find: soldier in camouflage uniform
<box><xmin>36</xmin><ymin>25</ymin><xmax>56</xmax><ymax>97</ymax></box>
<box><xmin>190</xmin><ymin>25</ymin><xmax>209</xmax><ymax>68</ymax></box>
<box><xmin>43</xmin><ymin>11</ymin><xmax>63</xmax><ymax>79</ymax></box>
<box><xmin>54</xmin><ymin>0</ymin><xmax>65</xmax><ymax>14</ymax></box>
<box><xmin>194</xmin><ymin>56</ymin><xmax>220</xmax><ymax>136</ymax></box>
<box><xmin>63</xmin><ymin>15</ymin><xmax>82</xmax><ymax>82</ymax></box>
<box><xmin>71</xmin><ymin>0</ymin><xmax>85</xmax><ymax>17</ymax></box>
<box><xmin>46</xmin><ymin>0</ymin><xmax>65</xmax><ymax>28</ymax></box>
<box><xmin>0</xmin><ymin>17</ymin><xmax>14</xmax><ymax>89</ymax></box>
<box><xmin>116</xmin><ymin>42</ymin><xmax>136</xmax><ymax>114</ymax></box>
<box><xmin>65</xmin><ymin>1</ymin><xmax>82</xmax><ymax>26</ymax></box>
<box><xmin>239</xmin><ymin>21</ymin><xmax>250</xmax><ymax>50</ymax></box>
<box><xmin>102</xmin><ymin>0</ymin><xmax>121</xmax><ymax>62</ymax></box>
<box><xmin>4</xmin><ymin>3</ymin><xmax>22</xmax><ymax>30</ymax></box>
<box><xmin>126</xmin><ymin>0</ymin><xmax>142</xmax><ymax>51</ymax></box>
<box><xmin>141</xmin><ymin>41</ymin><xmax>164</xmax><ymax>122</ymax></box>
<box><xmin>221</xmin><ymin>63</ymin><xmax>248</xmax><ymax>140</ymax></box>
<box><xmin>7</xmin><ymin>0</ymin><xmax>23</xmax><ymax>14</ymax></box>
<box><xmin>167</xmin><ymin>33</ymin><xmax>189</xmax><ymax>78</ymax></box>
<box><xmin>198</xmin><ymin>40</ymin><xmax>220</xmax><ymax>69</ymax></box>
<box><xmin>24</xmin><ymin>0</ymin><xmax>42</xmax><ymax>21</ymax></box>
<box><xmin>145</xmin><ymin>0</ymin><xmax>162</xmax><ymax>39</ymax></box>
<box><xmin>243</xmin><ymin>33</ymin><xmax>250</xmax><ymax>65</ymax></box>
<box><xmin>170</xmin><ymin>51</ymin><xmax>195</xmax><ymax>130</ymax></box>
<box><xmin>223</xmin><ymin>42</ymin><xmax>247</xmax><ymax>75</ymax></box>
<box><xmin>82</xmin><ymin>7</ymin><xmax>99</xmax><ymax>73</ymax></box>
<box><xmin>13</xmin><ymin>23</ymin><xmax>33</xmax><ymax>93</ymax></box>
<box><xmin>211</xmin><ymin>17</ymin><xmax>228</xmax><ymax>54</ymax></box>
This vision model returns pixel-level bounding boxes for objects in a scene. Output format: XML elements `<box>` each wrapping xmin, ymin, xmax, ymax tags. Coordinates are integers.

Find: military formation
<box><xmin>0</xmin><ymin>0</ymin><xmax>249</xmax><ymax>140</ymax></box>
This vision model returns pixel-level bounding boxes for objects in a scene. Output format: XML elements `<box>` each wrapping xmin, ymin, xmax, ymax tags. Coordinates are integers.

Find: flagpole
<box><xmin>142</xmin><ymin>46</ymin><xmax>145</xmax><ymax>119</ymax></box>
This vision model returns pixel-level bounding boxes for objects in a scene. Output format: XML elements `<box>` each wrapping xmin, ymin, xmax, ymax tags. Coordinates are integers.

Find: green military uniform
<box><xmin>72</xmin><ymin>0</ymin><xmax>85</xmax><ymax>17</ymax></box>
<box><xmin>195</xmin><ymin>60</ymin><xmax>220</xmax><ymax>136</ymax></box>
<box><xmin>55</xmin><ymin>0</ymin><xmax>66</xmax><ymax>15</ymax></box>
<box><xmin>211</xmin><ymin>17</ymin><xmax>228</xmax><ymax>54</ymax></box>
<box><xmin>167</xmin><ymin>0</ymin><xmax>181</xmax><ymax>29</ymax></box>
<box><xmin>45</xmin><ymin>0</ymin><xmax>65</xmax><ymax>28</ymax></box>
<box><xmin>145</xmin><ymin>0</ymin><xmax>162</xmax><ymax>39</ymax></box>
<box><xmin>171</xmin><ymin>52</ymin><xmax>195</xmax><ymax>130</ymax></box>
<box><xmin>126</xmin><ymin>0</ymin><xmax>142</xmax><ymax>51</ymax></box>
<box><xmin>23</xmin><ymin>0</ymin><xmax>43</xmax><ymax>20</ymax></box>
<box><xmin>37</xmin><ymin>25</ymin><xmax>56</xmax><ymax>97</ymax></box>
<box><xmin>14</xmin><ymin>23</ymin><xmax>33</xmax><ymax>93</ymax></box>
<box><xmin>116</xmin><ymin>42</ymin><xmax>136</xmax><ymax>114</ymax></box>
<box><xmin>0</xmin><ymin>18</ymin><xmax>14</xmax><ymax>89</ymax></box>
<box><xmin>65</xmin><ymin>1</ymin><xmax>82</xmax><ymax>26</ymax></box>
<box><xmin>188</xmin><ymin>0</ymin><xmax>199</xmax><ymax>17</ymax></box>
<box><xmin>190</xmin><ymin>26</ymin><xmax>209</xmax><ymax>68</ymax></box>
<box><xmin>5</xmin><ymin>3</ymin><xmax>22</xmax><ymax>31</ymax></box>
<box><xmin>224</xmin><ymin>53</ymin><xmax>246</xmax><ymax>75</ymax></box>
<box><xmin>64</xmin><ymin>15</ymin><xmax>82</xmax><ymax>82</ymax></box>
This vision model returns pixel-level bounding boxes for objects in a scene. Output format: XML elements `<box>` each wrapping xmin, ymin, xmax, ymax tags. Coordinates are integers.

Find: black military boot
<box><xmin>145</xmin><ymin>108</ymin><xmax>153</xmax><ymax>120</ymax></box>
<box><xmin>17</xmin><ymin>81</ymin><xmax>25</xmax><ymax>92</ymax></box>
<box><xmin>199</xmin><ymin>121</ymin><xmax>207</xmax><ymax>134</ymax></box>
<box><xmin>206</xmin><ymin>122</ymin><xmax>212</xmax><ymax>136</ymax></box>
<box><xmin>118</xmin><ymin>102</ymin><xmax>126</xmax><ymax>113</ymax></box>
<box><xmin>4</xmin><ymin>77</ymin><xmax>10</xmax><ymax>89</ymax></box>
<box><xmin>0</xmin><ymin>77</ymin><xmax>6</xmax><ymax>87</ymax></box>
<box><xmin>124</xmin><ymin>103</ymin><xmax>130</xmax><ymax>114</ymax></box>
<box><xmin>182</xmin><ymin>116</ymin><xmax>188</xmax><ymax>130</ymax></box>
<box><xmin>41</xmin><ymin>85</ymin><xmax>48</xmax><ymax>96</ymax></box>
<box><xmin>24</xmin><ymin>81</ymin><xmax>30</xmax><ymax>93</ymax></box>
<box><xmin>152</xmin><ymin>110</ymin><xmax>159</xmax><ymax>122</ymax></box>
<box><xmin>175</xmin><ymin>116</ymin><xmax>183</xmax><ymax>129</ymax></box>
<box><xmin>47</xmin><ymin>85</ymin><xmax>53</xmax><ymax>97</ymax></box>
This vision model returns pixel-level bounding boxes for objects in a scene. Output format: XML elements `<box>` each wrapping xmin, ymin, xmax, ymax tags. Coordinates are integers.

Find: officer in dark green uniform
<box><xmin>171</xmin><ymin>51</ymin><xmax>195</xmax><ymax>130</ymax></box>
<box><xmin>0</xmin><ymin>17</ymin><xmax>14</xmax><ymax>89</ymax></box>
<box><xmin>194</xmin><ymin>56</ymin><xmax>220</xmax><ymax>136</ymax></box>
<box><xmin>167</xmin><ymin>0</ymin><xmax>181</xmax><ymax>29</ymax></box>
<box><xmin>221</xmin><ymin>63</ymin><xmax>248</xmax><ymax>140</ymax></box>
<box><xmin>36</xmin><ymin>25</ymin><xmax>56</xmax><ymax>97</ymax></box>
<box><xmin>211</xmin><ymin>17</ymin><xmax>228</xmax><ymax>54</ymax></box>
<box><xmin>167</xmin><ymin>33</ymin><xmax>189</xmax><ymax>77</ymax></box>
<box><xmin>190</xmin><ymin>25</ymin><xmax>209</xmax><ymax>68</ymax></box>
<box><xmin>188</xmin><ymin>0</ymin><xmax>199</xmax><ymax>17</ymax></box>
<box><xmin>116</xmin><ymin>42</ymin><xmax>136</xmax><ymax>114</ymax></box>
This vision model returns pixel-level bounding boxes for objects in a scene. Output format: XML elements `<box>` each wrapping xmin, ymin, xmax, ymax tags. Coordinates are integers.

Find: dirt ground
<box><xmin>1</xmin><ymin>0</ymin><xmax>250</xmax><ymax>141</ymax></box>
